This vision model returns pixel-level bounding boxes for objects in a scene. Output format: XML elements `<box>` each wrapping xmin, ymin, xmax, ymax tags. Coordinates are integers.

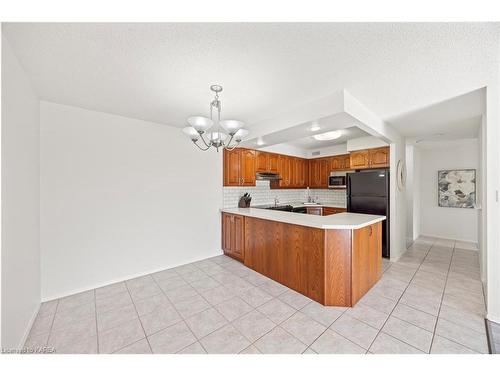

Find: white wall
<box><xmin>346</xmin><ymin>135</ymin><xmax>388</xmax><ymax>152</ymax></box>
<box><xmin>1</xmin><ymin>36</ymin><xmax>41</xmax><ymax>348</ymax></box>
<box><xmin>389</xmin><ymin>141</ymin><xmax>407</xmax><ymax>260</ymax></box>
<box><xmin>478</xmin><ymin>115</ymin><xmax>487</xmax><ymax>285</ymax></box>
<box><xmin>307</xmin><ymin>143</ymin><xmax>348</xmax><ymax>159</ymax></box>
<box><xmin>259</xmin><ymin>143</ymin><xmax>308</xmax><ymax>158</ymax></box>
<box><xmin>418</xmin><ymin>139</ymin><xmax>479</xmax><ymax>243</ymax></box>
<box><xmin>405</xmin><ymin>144</ymin><xmax>421</xmax><ymax>243</ymax></box>
<box><xmin>405</xmin><ymin>145</ymin><xmax>414</xmax><ymax>242</ymax></box>
<box><xmin>40</xmin><ymin>102</ymin><xmax>223</xmax><ymax>301</ymax></box>
<box><xmin>413</xmin><ymin>147</ymin><xmax>421</xmax><ymax>240</ymax></box>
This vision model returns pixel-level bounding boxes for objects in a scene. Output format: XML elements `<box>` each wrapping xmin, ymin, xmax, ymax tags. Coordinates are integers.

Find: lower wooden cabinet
<box><xmin>351</xmin><ymin>222</ymin><xmax>382</xmax><ymax>305</ymax></box>
<box><xmin>221</xmin><ymin>213</ymin><xmax>244</xmax><ymax>261</ymax></box>
<box><xmin>306</xmin><ymin>207</ymin><xmax>323</xmax><ymax>215</ymax></box>
<box><xmin>322</xmin><ymin>207</ymin><xmax>347</xmax><ymax>216</ymax></box>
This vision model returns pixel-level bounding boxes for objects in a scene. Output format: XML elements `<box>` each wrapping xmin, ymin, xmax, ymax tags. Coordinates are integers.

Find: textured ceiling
<box><xmin>3</xmin><ymin>23</ymin><xmax>499</xmax><ymax>133</ymax></box>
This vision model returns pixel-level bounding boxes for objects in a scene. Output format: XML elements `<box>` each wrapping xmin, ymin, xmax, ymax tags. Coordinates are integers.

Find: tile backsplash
<box><xmin>223</xmin><ymin>180</ymin><xmax>346</xmax><ymax>208</ymax></box>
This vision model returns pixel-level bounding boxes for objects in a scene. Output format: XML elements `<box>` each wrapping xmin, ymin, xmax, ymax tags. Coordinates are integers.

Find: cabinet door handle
<box><xmin>368</xmin><ymin>226</ymin><xmax>373</xmax><ymax>236</ymax></box>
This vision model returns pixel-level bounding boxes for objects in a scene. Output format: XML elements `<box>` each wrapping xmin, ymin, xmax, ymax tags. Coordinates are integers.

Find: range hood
<box><xmin>256</xmin><ymin>172</ymin><xmax>282</xmax><ymax>181</ymax></box>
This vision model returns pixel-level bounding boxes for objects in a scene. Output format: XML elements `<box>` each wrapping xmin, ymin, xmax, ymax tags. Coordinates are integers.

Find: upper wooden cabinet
<box><xmin>308</xmin><ymin>157</ymin><xmax>330</xmax><ymax>188</ymax></box>
<box><xmin>369</xmin><ymin>147</ymin><xmax>390</xmax><ymax>168</ymax></box>
<box><xmin>255</xmin><ymin>151</ymin><xmax>280</xmax><ymax>173</ymax></box>
<box><xmin>278</xmin><ymin>155</ymin><xmax>292</xmax><ymax>188</ymax></box>
<box><xmin>349</xmin><ymin>147</ymin><xmax>389</xmax><ymax>169</ymax></box>
<box><xmin>330</xmin><ymin>154</ymin><xmax>351</xmax><ymax>171</ymax></box>
<box><xmin>349</xmin><ymin>150</ymin><xmax>370</xmax><ymax>169</ymax></box>
<box><xmin>223</xmin><ymin>148</ymin><xmax>256</xmax><ymax>186</ymax></box>
<box><xmin>292</xmin><ymin>158</ymin><xmax>308</xmax><ymax>187</ymax></box>
<box><xmin>224</xmin><ymin>147</ymin><xmax>388</xmax><ymax>188</ymax></box>
<box><xmin>255</xmin><ymin>151</ymin><xmax>268</xmax><ymax>172</ymax></box>
<box><xmin>270</xmin><ymin>154</ymin><xmax>308</xmax><ymax>189</ymax></box>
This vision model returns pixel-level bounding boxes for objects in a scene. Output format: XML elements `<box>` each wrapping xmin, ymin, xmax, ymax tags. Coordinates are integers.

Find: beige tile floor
<box><xmin>24</xmin><ymin>236</ymin><xmax>489</xmax><ymax>354</ymax></box>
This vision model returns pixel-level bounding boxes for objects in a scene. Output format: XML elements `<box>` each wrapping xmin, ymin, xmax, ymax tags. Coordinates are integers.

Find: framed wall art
<box><xmin>437</xmin><ymin>169</ymin><xmax>476</xmax><ymax>208</ymax></box>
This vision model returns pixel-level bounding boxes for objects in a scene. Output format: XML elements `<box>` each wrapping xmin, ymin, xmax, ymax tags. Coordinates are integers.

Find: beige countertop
<box><xmin>221</xmin><ymin>207</ymin><xmax>385</xmax><ymax>230</ymax></box>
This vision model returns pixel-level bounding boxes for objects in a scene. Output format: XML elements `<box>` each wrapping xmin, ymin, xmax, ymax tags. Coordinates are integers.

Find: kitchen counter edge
<box><xmin>220</xmin><ymin>207</ymin><xmax>385</xmax><ymax>230</ymax></box>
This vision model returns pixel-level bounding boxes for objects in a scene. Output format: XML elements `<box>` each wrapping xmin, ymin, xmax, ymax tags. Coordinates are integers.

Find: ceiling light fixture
<box><xmin>182</xmin><ymin>85</ymin><xmax>249</xmax><ymax>151</ymax></box>
<box><xmin>310</xmin><ymin>121</ymin><xmax>321</xmax><ymax>132</ymax></box>
<box><xmin>312</xmin><ymin>130</ymin><xmax>342</xmax><ymax>141</ymax></box>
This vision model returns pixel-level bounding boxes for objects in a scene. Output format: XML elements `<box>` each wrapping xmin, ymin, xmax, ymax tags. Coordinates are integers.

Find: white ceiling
<box><xmin>3</xmin><ymin>23</ymin><xmax>498</xmax><ymax>132</ymax></box>
<box><xmin>285</xmin><ymin>127</ymin><xmax>370</xmax><ymax>149</ymax></box>
<box><xmin>387</xmin><ymin>88</ymin><xmax>484</xmax><ymax>142</ymax></box>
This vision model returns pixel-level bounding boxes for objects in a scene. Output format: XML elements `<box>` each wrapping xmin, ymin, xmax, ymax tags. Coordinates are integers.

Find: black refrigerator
<box><xmin>347</xmin><ymin>169</ymin><xmax>390</xmax><ymax>258</ymax></box>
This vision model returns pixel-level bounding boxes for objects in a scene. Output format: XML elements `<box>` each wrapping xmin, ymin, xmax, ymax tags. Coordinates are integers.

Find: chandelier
<box><xmin>182</xmin><ymin>85</ymin><xmax>249</xmax><ymax>151</ymax></box>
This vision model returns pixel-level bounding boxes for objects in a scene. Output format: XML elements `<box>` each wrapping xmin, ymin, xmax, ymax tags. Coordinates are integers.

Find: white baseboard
<box><xmin>19</xmin><ymin>303</ymin><xmax>41</xmax><ymax>349</ymax></box>
<box><xmin>418</xmin><ymin>233</ymin><xmax>479</xmax><ymax>249</ymax></box>
<box><xmin>41</xmin><ymin>250</ymin><xmax>224</xmax><ymax>302</ymax></box>
<box><xmin>486</xmin><ymin>313</ymin><xmax>500</xmax><ymax>324</ymax></box>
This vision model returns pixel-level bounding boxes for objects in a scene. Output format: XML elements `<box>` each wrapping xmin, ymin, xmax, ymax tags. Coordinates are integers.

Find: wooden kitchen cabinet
<box><xmin>292</xmin><ymin>158</ymin><xmax>308</xmax><ymax>188</ymax></box>
<box><xmin>330</xmin><ymin>156</ymin><xmax>342</xmax><ymax>170</ymax></box>
<box><xmin>223</xmin><ymin>148</ymin><xmax>256</xmax><ymax>186</ymax></box>
<box><xmin>308</xmin><ymin>157</ymin><xmax>330</xmax><ymax>188</ymax></box>
<box><xmin>243</xmin><ymin>215</ymin><xmax>383</xmax><ymax>306</ymax></box>
<box><xmin>271</xmin><ymin>155</ymin><xmax>308</xmax><ymax>189</ymax></box>
<box><xmin>351</xmin><ymin>222</ymin><xmax>382</xmax><ymax>305</ymax></box>
<box><xmin>349</xmin><ymin>147</ymin><xmax>389</xmax><ymax>169</ymax></box>
<box><xmin>369</xmin><ymin>147</ymin><xmax>390</xmax><ymax>168</ymax></box>
<box><xmin>255</xmin><ymin>151</ymin><xmax>268</xmax><ymax>172</ymax></box>
<box><xmin>322</xmin><ymin>207</ymin><xmax>347</xmax><ymax>216</ymax></box>
<box><xmin>307</xmin><ymin>207</ymin><xmax>323</xmax><ymax>215</ymax></box>
<box><xmin>222</xmin><ymin>213</ymin><xmax>244</xmax><ymax>261</ymax></box>
<box><xmin>268</xmin><ymin>153</ymin><xmax>279</xmax><ymax>173</ymax></box>
<box><xmin>340</xmin><ymin>154</ymin><xmax>351</xmax><ymax>170</ymax></box>
<box><xmin>330</xmin><ymin>154</ymin><xmax>350</xmax><ymax>171</ymax></box>
<box><xmin>255</xmin><ymin>151</ymin><xmax>280</xmax><ymax>173</ymax></box>
<box><xmin>278</xmin><ymin>155</ymin><xmax>292</xmax><ymax>187</ymax></box>
<box><xmin>349</xmin><ymin>149</ymin><xmax>370</xmax><ymax>169</ymax></box>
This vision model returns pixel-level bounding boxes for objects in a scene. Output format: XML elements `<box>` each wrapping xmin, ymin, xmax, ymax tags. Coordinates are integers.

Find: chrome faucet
<box><xmin>274</xmin><ymin>197</ymin><xmax>279</xmax><ymax>207</ymax></box>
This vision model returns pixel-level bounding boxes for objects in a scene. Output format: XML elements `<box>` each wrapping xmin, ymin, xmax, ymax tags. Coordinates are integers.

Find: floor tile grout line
<box><xmin>430</xmin><ymin>333</ymin><xmax>482</xmax><ymax>354</ymax></box>
<box><xmin>44</xmin><ymin>299</ymin><xmax>60</xmax><ymax>348</ymax></box>
<box><xmin>430</xmin><ymin>242</ymin><xmax>488</xmax><ymax>353</ymax></box>
<box><xmin>148</xmin><ymin>259</ymin><xmax>273</xmax><ymax>353</ymax></box>
<box><xmin>123</xmin><ymin>280</ymin><xmax>153</xmax><ymax>354</ymax></box>
<box><xmin>366</xmin><ymin>240</ymin><xmax>435</xmax><ymax>353</ymax></box>
<box><xmin>30</xmin><ymin>250</ymin><xmax>486</xmax><ymax>354</ymax></box>
<box><xmin>150</xmin><ymin>274</ymin><xmax>211</xmax><ymax>354</ymax></box>
<box><xmin>277</xmin><ymin>309</ymin><xmax>329</xmax><ymax>350</ymax></box>
<box><xmin>93</xmin><ymin>289</ymin><xmax>100</xmax><ymax>354</ymax></box>
<box><xmin>428</xmin><ymin>240</ymin><xmax>456</xmax><ymax>353</ymax></box>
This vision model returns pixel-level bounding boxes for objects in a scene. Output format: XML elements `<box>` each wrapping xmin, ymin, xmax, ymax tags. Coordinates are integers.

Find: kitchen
<box><xmin>3</xmin><ymin>21</ymin><xmax>496</xmax><ymax>357</ymax></box>
<box><xmin>221</xmin><ymin>130</ymin><xmax>391</xmax><ymax>307</ymax></box>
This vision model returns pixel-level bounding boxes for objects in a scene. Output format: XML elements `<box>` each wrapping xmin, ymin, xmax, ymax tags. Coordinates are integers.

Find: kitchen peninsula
<box><xmin>221</xmin><ymin>208</ymin><xmax>385</xmax><ymax>307</ymax></box>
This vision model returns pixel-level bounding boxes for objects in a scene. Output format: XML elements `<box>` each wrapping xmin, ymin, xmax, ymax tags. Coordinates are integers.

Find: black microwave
<box><xmin>328</xmin><ymin>173</ymin><xmax>346</xmax><ymax>189</ymax></box>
